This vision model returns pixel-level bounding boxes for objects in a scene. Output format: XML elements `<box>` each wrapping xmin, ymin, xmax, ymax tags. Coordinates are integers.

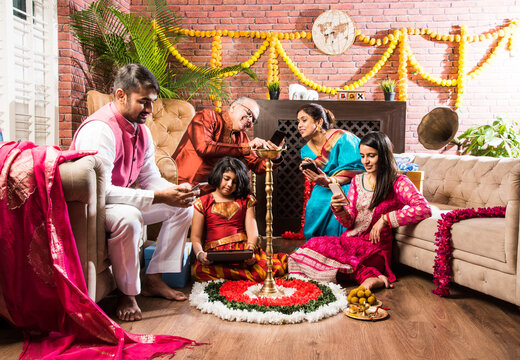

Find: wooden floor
<box><xmin>1</xmin><ymin>264</ymin><xmax>520</xmax><ymax>360</ymax></box>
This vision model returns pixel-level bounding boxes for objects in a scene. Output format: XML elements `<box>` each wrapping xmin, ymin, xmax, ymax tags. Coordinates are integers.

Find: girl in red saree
<box><xmin>191</xmin><ymin>157</ymin><xmax>287</xmax><ymax>281</ymax></box>
<box><xmin>288</xmin><ymin>132</ymin><xmax>431</xmax><ymax>290</ymax></box>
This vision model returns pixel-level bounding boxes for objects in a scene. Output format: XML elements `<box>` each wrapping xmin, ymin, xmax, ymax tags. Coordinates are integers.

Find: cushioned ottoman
<box><xmin>144</xmin><ymin>242</ymin><xmax>192</xmax><ymax>288</ymax></box>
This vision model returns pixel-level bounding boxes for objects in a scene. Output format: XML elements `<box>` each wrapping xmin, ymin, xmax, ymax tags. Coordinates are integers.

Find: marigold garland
<box><xmin>157</xmin><ymin>19</ymin><xmax>518</xmax><ymax>109</ymax></box>
<box><xmin>398</xmin><ymin>31</ymin><xmax>408</xmax><ymax>101</ymax></box>
<box><xmin>432</xmin><ymin>206</ymin><xmax>506</xmax><ymax>297</ymax></box>
<box><xmin>455</xmin><ymin>25</ymin><xmax>467</xmax><ymax>109</ymax></box>
<box><xmin>267</xmin><ymin>38</ymin><xmax>280</xmax><ymax>99</ymax></box>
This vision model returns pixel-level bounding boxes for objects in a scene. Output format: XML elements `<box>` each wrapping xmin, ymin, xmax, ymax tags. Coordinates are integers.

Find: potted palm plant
<box><xmin>70</xmin><ymin>0</ymin><xmax>256</xmax><ymax>101</ymax></box>
<box><xmin>267</xmin><ymin>80</ymin><xmax>281</xmax><ymax>100</ymax></box>
<box><xmin>380</xmin><ymin>79</ymin><xmax>396</xmax><ymax>101</ymax></box>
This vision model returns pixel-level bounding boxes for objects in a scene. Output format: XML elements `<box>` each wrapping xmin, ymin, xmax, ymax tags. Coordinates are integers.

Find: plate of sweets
<box><xmin>344</xmin><ymin>303</ymin><xmax>389</xmax><ymax>321</ymax></box>
<box><xmin>344</xmin><ymin>285</ymin><xmax>387</xmax><ymax>321</ymax></box>
<box><xmin>346</xmin><ymin>285</ymin><xmax>382</xmax><ymax>307</ymax></box>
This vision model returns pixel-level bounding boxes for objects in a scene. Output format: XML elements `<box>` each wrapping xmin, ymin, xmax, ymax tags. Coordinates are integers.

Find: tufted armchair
<box><xmin>86</xmin><ymin>90</ymin><xmax>196</xmax><ymax>183</ymax></box>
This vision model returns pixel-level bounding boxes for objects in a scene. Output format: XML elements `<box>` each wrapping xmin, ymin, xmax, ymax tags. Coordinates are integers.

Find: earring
<box><xmin>317</xmin><ymin>124</ymin><xmax>322</xmax><ymax>132</ymax></box>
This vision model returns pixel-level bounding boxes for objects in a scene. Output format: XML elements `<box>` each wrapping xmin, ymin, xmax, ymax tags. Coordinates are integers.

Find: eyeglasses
<box><xmin>237</xmin><ymin>103</ymin><xmax>257</xmax><ymax>124</ymax></box>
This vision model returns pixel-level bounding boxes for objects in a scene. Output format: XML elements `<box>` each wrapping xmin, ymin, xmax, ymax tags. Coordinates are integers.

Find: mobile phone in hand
<box><xmin>269</xmin><ymin>130</ymin><xmax>287</xmax><ymax>146</ymax></box>
<box><xmin>301</xmin><ymin>162</ymin><xmax>320</xmax><ymax>175</ymax></box>
<box><xmin>192</xmin><ymin>182</ymin><xmax>208</xmax><ymax>191</ymax></box>
<box><xmin>329</xmin><ymin>182</ymin><xmax>346</xmax><ymax>198</ymax></box>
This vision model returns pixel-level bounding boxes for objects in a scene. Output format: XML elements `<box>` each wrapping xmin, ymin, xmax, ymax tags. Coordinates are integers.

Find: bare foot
<box><xmin>141</xmin><ymin>273</ymin><xmax>187</xmax><ymax>301</ymax></box>
<box><xmin>361</xmin><ymin>275</ymin><xmax>394</xmax><ymax>290</ymax></box>
<box><xmin>116</xmin><ymin>294</ymin><xmax>142</xmax><ymax>322</ymax></box>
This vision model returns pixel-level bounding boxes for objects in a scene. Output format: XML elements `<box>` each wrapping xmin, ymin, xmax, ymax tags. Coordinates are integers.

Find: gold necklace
<box><xmin>311</xmin><ymin>133</ymin><xmax>326</xmax><ymax>154</ymax></box>
<box><xmin>365</xmin><ymin>174</ymin><xmax>376</xmax><ymax>190</ymax></box>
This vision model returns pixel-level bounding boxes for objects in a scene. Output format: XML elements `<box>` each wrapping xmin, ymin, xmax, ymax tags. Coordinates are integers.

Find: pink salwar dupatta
<box><xmin>0</xmin><ymin>141</ymin><xmax>198</xmax><ymax>359</ymax></box>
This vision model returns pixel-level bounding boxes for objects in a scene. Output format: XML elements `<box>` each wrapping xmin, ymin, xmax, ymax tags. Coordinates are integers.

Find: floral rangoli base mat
<box><xmin>189</xmin><ymin>275</ymin><xmax>347</xmax><ymax>324</ymax></box>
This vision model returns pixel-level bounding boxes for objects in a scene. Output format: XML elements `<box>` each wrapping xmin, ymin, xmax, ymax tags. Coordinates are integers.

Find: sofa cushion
<box><xmin>396</xmin><ymin>203</ymin><xmax>507</xmax><ymax>264</ymax></box>
<box><xmin>405</xmin><ymin>153</ymin><xmax>520</xmax><ymax>208</ymax></box>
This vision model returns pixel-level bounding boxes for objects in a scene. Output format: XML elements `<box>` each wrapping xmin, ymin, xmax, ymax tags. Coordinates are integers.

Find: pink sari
<box><xmin>0</xmin><ymin>141</ymin><xmax>199</xmax><ymax>359</ymax></box>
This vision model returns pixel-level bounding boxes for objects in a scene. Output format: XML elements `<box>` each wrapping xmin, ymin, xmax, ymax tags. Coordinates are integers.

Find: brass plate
<box><xmin>344</xmin><ymin>306</ymin><xmax>389</xmax><ymax>321</ymax></box>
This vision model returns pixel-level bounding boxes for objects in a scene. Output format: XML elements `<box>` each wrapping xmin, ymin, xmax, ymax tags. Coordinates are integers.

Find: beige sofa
<box><xmin>394</xmin><ymin>153</ymin><xmax>520</xmax><ymax>306</ymax></box>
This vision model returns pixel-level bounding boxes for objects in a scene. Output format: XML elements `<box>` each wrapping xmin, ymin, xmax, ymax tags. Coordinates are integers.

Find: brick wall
<box><xmin>60</xmin><ymin>0</ymin><xmax>520</xmax><ymax>151</ymax></box>
<box><xmin>57</xmin><ymin>0</ymin><xmax>130</xmax><ymax>148</ymax></box>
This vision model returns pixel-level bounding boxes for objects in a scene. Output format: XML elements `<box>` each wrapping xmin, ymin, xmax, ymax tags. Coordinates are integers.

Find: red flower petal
<box><xmin>219</xmin><ymin>279</ymin><xmax>323</xmax><ymax>306</ymax></box>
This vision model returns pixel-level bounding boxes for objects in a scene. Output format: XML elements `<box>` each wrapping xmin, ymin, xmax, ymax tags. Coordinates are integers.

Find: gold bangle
<box><xmin>247</xmin><ymin>242</ymin><xmax>258</xmax><ymax>251</ymax></box>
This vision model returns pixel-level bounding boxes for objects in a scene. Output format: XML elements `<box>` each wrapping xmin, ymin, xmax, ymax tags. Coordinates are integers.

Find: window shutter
<box><xmin>0</xmin><ymin>0</ymin><xmax>58</xmax><ymax>145</ymax></box>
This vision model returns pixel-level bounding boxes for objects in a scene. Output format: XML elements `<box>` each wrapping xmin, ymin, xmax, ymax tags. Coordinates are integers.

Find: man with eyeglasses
<box><xmin>173</xmin><ymin>97</ymin><xmax>283</xmax><ymax>188</ymax></box>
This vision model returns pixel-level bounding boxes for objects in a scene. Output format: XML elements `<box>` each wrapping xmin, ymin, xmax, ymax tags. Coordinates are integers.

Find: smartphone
<box><xmin>192</xmin><ymin>182</ymin><xmax>208</xmax><ymax>191</ymax></box>
<box><xmin>329</xmin><ymin>182</ymin><xmax>346</xmax><ymax>198</ymax></box>
<box><xmin>269</xmin><ymin>130</ymin><xmax>287</xmax><ymax>146</ymax></box>
<box><xmin>301</xmin><ymin>162</ymin><xmax>320</xmax><ymax>175</ymax></box>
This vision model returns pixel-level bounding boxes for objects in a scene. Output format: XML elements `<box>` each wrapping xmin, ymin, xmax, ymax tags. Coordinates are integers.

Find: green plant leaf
<box><xmin>456</xmin><ymin>116</ymin><xmax>520</xmax><ymax>158</ymax></box>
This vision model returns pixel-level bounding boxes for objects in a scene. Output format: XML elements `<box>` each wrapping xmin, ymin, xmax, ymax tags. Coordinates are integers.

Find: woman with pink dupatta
<box><xmin>289</xmin><ymin>132</ymin><xmax>432</xmax><ymax>290</ymax></box>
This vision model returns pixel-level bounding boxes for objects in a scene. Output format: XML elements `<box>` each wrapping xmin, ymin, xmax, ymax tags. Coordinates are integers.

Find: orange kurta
<box><xmin>173</xmin><ymin>109</ymin><xmax>270</xmax><ymax>185</ymax></box>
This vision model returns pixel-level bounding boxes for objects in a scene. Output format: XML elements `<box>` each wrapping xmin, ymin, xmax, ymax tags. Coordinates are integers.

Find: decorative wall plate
<box><xmin>312</xmin><ymin>10</ymin><xmax>356</xmax><ymax>55</ymax></box>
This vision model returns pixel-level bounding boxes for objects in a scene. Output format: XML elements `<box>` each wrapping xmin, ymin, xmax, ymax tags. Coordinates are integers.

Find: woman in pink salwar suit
<box><xmin>288</xmin><ymin>132</ymin><xmax>432</xmax><ymax>290</ymax></box>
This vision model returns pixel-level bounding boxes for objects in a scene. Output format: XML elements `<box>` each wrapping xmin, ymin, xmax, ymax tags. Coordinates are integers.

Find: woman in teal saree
<box><xmin>297</xmin><ymin>103</ymin><xmax>364</xmax><ymax>240</ymax></box>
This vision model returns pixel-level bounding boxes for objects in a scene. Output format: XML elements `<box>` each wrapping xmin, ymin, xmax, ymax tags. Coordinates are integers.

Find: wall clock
<box><xmin>311</xmin><ymin>10</ymin><xmax>356</xmax><ymax>55</ymax></box>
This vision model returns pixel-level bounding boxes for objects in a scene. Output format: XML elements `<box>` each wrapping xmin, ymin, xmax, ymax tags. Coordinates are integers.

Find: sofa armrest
<box><xmin>59</xmin><ymin>155</ymin><xmax>109</xmax><ymax>300</ymax></box>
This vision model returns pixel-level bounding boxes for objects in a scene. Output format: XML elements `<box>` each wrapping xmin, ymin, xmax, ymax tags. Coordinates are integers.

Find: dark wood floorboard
<box><xmin>1</xmin><ymin>264</ymin><xmax>519</xmax><ymax>360</ymax></box>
